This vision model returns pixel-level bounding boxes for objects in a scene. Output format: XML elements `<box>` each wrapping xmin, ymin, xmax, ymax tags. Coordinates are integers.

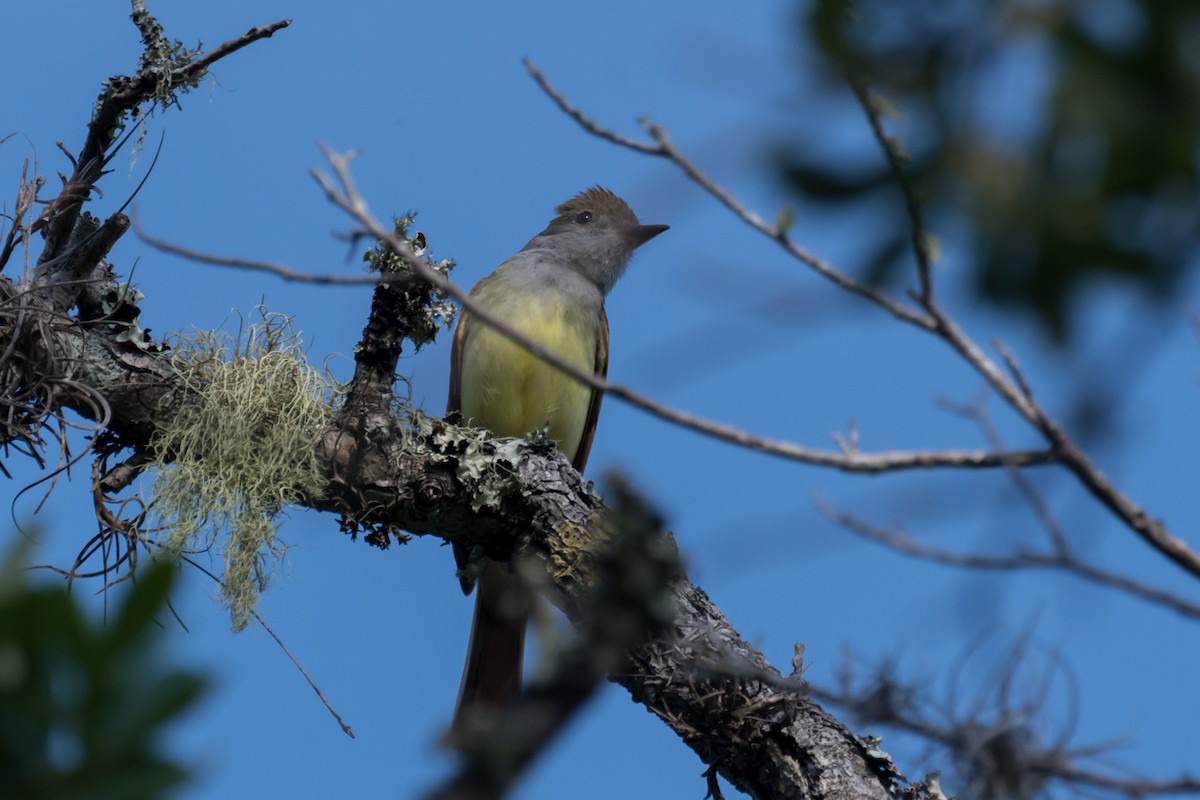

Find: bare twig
<box><xmin>175</xmin><ymin>555</ymin><xmax>354</xmax><ymax>738</ymax></box>
<box><xmin>817</xmin><ymin>501</ymin><xmax>1200</xmax><ymax>621</ymax></box>
<box><xmin>133</xmin><ymin>214</ymin><xmax>398</xmax><ymax>287</ymax></box>
<box><xmin>848</xmin><ymin>80</ymin><xmax>935</xmax><ymax>304</ymax></box>
<box><xmin>940</xmin><ymin>394</ymin><xmax>1071</xmax><ymax>556</ymax></box>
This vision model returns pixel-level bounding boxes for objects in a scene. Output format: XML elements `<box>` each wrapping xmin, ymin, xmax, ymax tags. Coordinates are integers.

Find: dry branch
<box><xmin>521</xmin><ymin>58</ymin><xmax>1200</xmax><ymax>582</ymax></box>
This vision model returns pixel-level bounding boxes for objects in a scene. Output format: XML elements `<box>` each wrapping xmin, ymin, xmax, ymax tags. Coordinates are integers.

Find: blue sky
<box><xmin>4</xmin><ymin>2</ymin><xmax>1198</xmax><ymax>798</ymax></box>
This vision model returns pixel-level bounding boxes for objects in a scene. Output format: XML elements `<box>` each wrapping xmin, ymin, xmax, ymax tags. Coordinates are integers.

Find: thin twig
<box><xmin>848</xmin><ymin>79</ymin><xmax>934</xmax><ymax>304</ymax></box>
<box><xmin>817</xmin><ymin>501</ymin><xmax>1200</xmax><ymax>621</ymax></box>
<box><xmin>133</xmin><ymin>213</ymin><xmax>400</xmax><ymax>287</ymax></box>
<box><xmin>178</xmin><ymin>554</ymin><xmax>355</xmax><ymax>738</ymax></box>
<box><xmin>939</xmin><ymin>394</ymin><xmax>1071</xmax><ymax>556</ymax></box>
<box><xmin>248</xmin><ymin>606</ymin><xmax>356</xmax><ymax>738</ymax></box>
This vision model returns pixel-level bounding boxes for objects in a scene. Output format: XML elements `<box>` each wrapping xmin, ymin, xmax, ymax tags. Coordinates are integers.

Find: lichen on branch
<box><xmin>148</xmin><ymin>307</ymin><xmax>338</xmax><ymax>630</ymax></box>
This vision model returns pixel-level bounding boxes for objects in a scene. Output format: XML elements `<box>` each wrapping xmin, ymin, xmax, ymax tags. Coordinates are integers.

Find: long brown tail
<box><xmin>453</xmin><ymin>567</ymin><xmax>525</xmax><ymax>730</ymax></box>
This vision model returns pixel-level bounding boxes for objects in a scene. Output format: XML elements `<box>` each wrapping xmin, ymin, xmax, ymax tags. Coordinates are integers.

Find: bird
<box><xmin>446</xmin><ymin>186</ymin><xmax>668</xmax><ymax>728</ymax></box>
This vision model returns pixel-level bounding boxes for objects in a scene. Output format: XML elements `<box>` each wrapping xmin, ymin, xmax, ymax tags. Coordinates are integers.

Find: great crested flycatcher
<box><xmin>447</xmin><ymin>186</ymin><xmax>667</xmax><ymax>726</ymax></box>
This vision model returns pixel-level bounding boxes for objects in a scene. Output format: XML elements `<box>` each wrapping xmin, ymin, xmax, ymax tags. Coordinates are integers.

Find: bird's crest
<box><xmin>552</xmin><ymin>186</ymin><xmax>639</xmax><ymax>227</ymax></box>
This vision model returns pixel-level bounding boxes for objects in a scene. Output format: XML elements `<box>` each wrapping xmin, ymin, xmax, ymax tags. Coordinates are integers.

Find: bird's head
<box><xmin>532</xmin><ymin>186</ymin><xmax>668</xmax><ymax>294</ymax></box>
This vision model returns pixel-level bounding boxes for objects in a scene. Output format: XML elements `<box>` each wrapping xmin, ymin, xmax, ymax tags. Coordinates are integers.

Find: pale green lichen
<box><xmin>150</xmin><ymin>309</ymin><xmax>339</xmax><ymax>631</ymax></box>
<box><xmin>362</xmin><ymin>214</ymin><xmax>456</xmax><ymax>352</ymax></box>
<box><xmin>429</xmin><ymin>419</ymin><xmax>530</xmax><ymax>513</ymax></box>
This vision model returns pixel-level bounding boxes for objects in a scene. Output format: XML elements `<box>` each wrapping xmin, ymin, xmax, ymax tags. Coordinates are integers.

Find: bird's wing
<box><xmin>448</xmin><ymin>306</ymin><xmax>474</xmax><ymax>593</ymax></box>
<box><xmin>572</xmin><ymin>304</ymin><xmax>608</xmax><ymax>473</ymax></box>
<box><xmin>447</xmin><ymin>305</ymin><xmax>470</xmax><ymax>415</ymax></box>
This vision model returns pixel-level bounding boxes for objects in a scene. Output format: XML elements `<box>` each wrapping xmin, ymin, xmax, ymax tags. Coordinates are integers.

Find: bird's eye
<box><xmin>574</xmin><ymin>211</ymin><xmax>593</xmax><ymax>224</ymax></box>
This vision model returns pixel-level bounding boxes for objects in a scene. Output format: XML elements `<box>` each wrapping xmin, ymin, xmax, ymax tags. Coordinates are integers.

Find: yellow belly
<box><xmin>459</xmin><ymin>298</ymin><xmax>595</xmax><ymax>464</ymax></box>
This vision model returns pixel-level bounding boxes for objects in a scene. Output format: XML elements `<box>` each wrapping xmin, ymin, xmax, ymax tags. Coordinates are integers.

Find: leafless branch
<box><xmin>524</xmin><ymin>59</ymin><xmax>936</xmax><ymax>332</ymax></box>
<box><xmin>817</xmin><ymin>501</ymin><xmax>1200</xmax><ymax>621</ymax></box>
<box><xmin>522</xmin><ymin>59</ymin><xmax>1200</xmax><ymax>581</ymax></box>
<box><xmin>133</xmin><ymin>213</ymin><xmax>400</xmax><ymax>287</ymax></box>
<box><xmin>848</xmin><ymin>80</ymin><xmax>935</xmax><ymax>304</ymax></box>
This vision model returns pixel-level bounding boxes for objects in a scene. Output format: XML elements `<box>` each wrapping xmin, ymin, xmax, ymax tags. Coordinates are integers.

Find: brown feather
<box><xmin>572</xmin><ymin>304</ymin><xmax>608</xmax><ymax>473</ymax></box>
<box><xmin>447</xmin><ymin>308</ymin><xmax>475</xmax><ymax>595</ymax></box>
<box><xmin>452</xmin><ymin>567</ymin><xmax>525</xmax><ymax>730</ymax></box>
<box><xmin>446</xmin><ymin>307</ymin><xmax>469</xmax><ymax>417</ymax></box>
<box><xmin>551</xmin><ymin>186</ymin><xmax>639</xmax><ymax>228</ymax></box>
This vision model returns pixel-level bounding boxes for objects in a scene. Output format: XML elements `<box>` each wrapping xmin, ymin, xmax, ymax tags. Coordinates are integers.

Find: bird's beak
<box><xmin>620</xmin><ymin>224</ymin><xmax>669</xmax><ymax>249</ymax></box>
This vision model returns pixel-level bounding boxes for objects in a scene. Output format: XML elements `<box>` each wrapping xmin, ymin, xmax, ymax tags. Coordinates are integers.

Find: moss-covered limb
<box><xmin>52</xmin><ymin>320</ymin><xmax>189</xmax><ymax>448</ymax></box>
<box><xmin>146</xmin><ymin>314</ymin><xmax>332</xmax><ymax>630</ymax></box>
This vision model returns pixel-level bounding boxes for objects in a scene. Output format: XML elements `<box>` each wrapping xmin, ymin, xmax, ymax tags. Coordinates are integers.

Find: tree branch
<box><xmin>139</xmin><ymin>148</ymin><xmax>1055</xmax><ymax>476</ymax></box>
<box><xmin>524</xmin><ymin>58</ymin><xmax>937</xmax><ymax>331</ymax></box>
<box><xmin>523</xmin><ymin>59</ymin><xmax>1200</xmax><ymax>582</ymax></box>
